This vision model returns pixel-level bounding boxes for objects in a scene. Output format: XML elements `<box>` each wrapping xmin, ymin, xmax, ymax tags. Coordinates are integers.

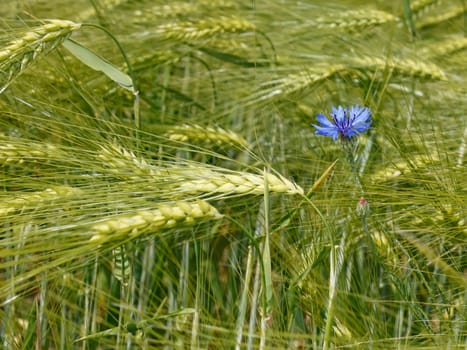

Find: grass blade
<box><xmin>63</xmin><ymin>38</ymin><xmax>134</xmax><ymax>91</ymax></box>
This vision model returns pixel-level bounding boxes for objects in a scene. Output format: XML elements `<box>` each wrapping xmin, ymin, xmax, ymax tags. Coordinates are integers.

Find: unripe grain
<box><xmin>0</xmin><ymin>20</ymin><xmax>81</xmax><ymax>93</ymax></box>
<box><xmin>89</xmin><ymin>200</ymin><xmax>222</xmax><ymax>243</ymax></box>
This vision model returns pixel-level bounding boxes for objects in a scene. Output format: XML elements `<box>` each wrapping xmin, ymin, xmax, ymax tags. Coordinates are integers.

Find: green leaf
<box><xmin>62</xmin><ymin>39</ymin><xmax>134</xmax><ymax>92</ymax></box>
<box><xmin>402</xmin><ymin>0</ymin><xmax>417</xmax><ymax>39</ymax></box>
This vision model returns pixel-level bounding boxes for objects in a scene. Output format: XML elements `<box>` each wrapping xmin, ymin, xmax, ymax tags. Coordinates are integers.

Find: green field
<box><xmin>0</xmin><ymin>1</ymin><xmax>465</xmax><ymax>349</ymax></box>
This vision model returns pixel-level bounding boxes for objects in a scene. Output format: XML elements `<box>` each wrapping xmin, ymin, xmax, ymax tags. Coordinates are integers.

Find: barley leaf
<box><xmin>62</xmin><ymin>38</ymin><xmax>134</xmax><ymax>91</ymax></box>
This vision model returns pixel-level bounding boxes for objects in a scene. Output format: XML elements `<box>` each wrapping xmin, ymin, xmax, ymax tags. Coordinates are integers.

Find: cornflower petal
<box><xmin>312</xmin><ymin>114</ymin><xmax>340</xmax><ymax>140</ymax></box>
<box><xmin>314</xmin><ymin>126</ymin><xmax>339</xmax><ymax>140</ymax></box>
<box><xmin>316</xmin><ymin>113</ymin><xmax>335</xmax><ymax>127</ymax></box>
<box><xmin>312</xmin><ymin>104</ymin><xmax>372</xmax><ymax>141</ymax></box>
<box><xmin>351</xmin><ymin>105</ymin><xmax>371</xmax><ymax>124</ymax></box>
<box><xmin>332</xmin><ymin>106</ymin><xmax>346</xmax><ymax>123</ymax></box>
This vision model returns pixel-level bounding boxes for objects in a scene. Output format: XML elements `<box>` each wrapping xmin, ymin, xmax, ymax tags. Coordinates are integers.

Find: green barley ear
<box><xmin>370</xmin><ymin>154</ymin><xmax>440</xmax><ymax>183</ymax></box>
<box><xmin>0</xmin><ymin>19</ymin><xmax>81</xmax><ymax>93</ymax></box>
<box><xmin>415</xmin><ymin>3</ymin><xmax>464</xmax><ymax>29</ymax></box>
<box><xmin>0</xmin><ymin>186</ymin><xmax>82</xmax><ymax>218</ymax></box>
<box><xmin>312</xmin><ymin>9</ymin><xmax>398</xmax><ymax>30</ymax></box>
<box><xmin>163</xmin><ymin>124</ymin><xmax>250</xmax><ymax>150</ymax></box>
<box><xmin>0</xmin><ymin>137</ymin><xmax>62</xmax><ymax>167</ymax></box>
<box><xmin>98</xmin><ymin>143</ymin><xmax>303</xmax><ymax>197</ymax></box>
<box><xmin>258</xmin><ymin>65</ymin><xmax>346</xmax><ymax>101</ymax></box>
<box><xmin>156</xmin><ymin>16</ymin><xmax>256</xmax><ymax>41</ymax></box>
<box><xmin>410</xmin><ymin>0</ymin><xmax>440</xmax><ymax>15</ymax></box>
<box><xmin>310</xmin><ymin>159</ymin><xmax>338</xmax><ymax>193</ymax></box>
<box><xmin>400</xmin><ymin>231</ymin><xmax>467</xmax><ymax>289</ymax></box>
<box><xmin>352</xmin><ymin>54</ymin><xmax>446</xmax><ymax>81</ymax></box>
<box><xmin>422</xmin><ymin>37</ymin><xmax>467</xmax><ymax>59</ymax></box>
<box><xmin>89</xmin><ymin>200</ymin><xmax>223</xmax><ymax>244</ymax></box>
<box><xmin>111</xmin><ymin>244</ymin><xmax>131</xmax><ymax>286</ymax></box>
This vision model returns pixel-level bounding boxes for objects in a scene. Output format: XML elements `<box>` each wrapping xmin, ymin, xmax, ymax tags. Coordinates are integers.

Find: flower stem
<box><xmin>341</xmin><ymin>140</ymin><xmax>364</xmax><ymax>195</ymax></box>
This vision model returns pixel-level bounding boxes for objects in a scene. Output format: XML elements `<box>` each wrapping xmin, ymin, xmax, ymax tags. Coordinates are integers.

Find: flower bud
<box><xmin>356</xmin><ymin>196</ymin><xmax>369</xmax><ymax>217</ymax></box>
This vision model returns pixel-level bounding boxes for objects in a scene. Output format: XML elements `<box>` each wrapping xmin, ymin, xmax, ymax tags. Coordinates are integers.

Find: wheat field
<box><xmin>0</xmin><ymin>0</ymin><xmax>465</xmax><ymax>349</ymax></box>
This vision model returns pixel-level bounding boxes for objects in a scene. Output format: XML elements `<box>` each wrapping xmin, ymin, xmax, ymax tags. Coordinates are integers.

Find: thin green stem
<box><xmin>341</xmin><ymin>140</ymin><xmax>364</xmax><ymax>195</ymax></box>
<box><xmin>259</xmin><ymin>169</ymin><xmax>272</xmax><ymax>350</ymax></box>
<box><xmin>81</xmin><ymin>23</ymin><xmax>140</xmax><ymax>145</ymax></box>
<box><xmin>235</xmin><ymin>243</ymin><xmax>255</xmax><ymax>350</ymax></box>
<box><xmin>247</xmin><ymin>258</ymin><xmax>261</xmax><ymax>350</ymax></box>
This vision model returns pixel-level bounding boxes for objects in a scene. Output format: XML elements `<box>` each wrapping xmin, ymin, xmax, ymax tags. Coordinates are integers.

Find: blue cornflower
<box><xmin>312</xmin><ymin>105</ymin><xmax>372</xmax><ymax>141</ymax></box>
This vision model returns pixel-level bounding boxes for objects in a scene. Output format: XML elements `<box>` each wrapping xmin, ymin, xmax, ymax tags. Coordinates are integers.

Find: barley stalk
<box><xmin>164</xmin><ymin>124</ymin><xmax>250</xmax><ymax>149</ymax></box>
<box><xmin>89</xmin><ymin>200</ymin><xmax>222</xmax><ymax>243</ymax></box>
<box><xmin>98</xmin><ymin>143</ymin><xmax>159</xmax><ymax>178</ymax></box>
<box><xmin>156</xmin><ymin>16</ymin><xmax>256</xmax><ymax>41</ymax></box>
<box><xmin>312</xmin><ymin>9</ymin><xmax>398</xmax><ymax>30</ymax></box>
<box><xmin>197</xmin><ymin>0</ymin><xmax>237</xmax><ymax>9</ymax></box>
<box><xmin>415</xmin><ymin>4</ymin><xmax>464</xmax><ymax>29</ymax></box>
<box><xmin>410</xmin><ymin>0</ymin><xmax>441</xmax><ymax>15</ymax></box>
<box><xmin>0</xmin><ymin>19</ymin><xmax>81</xmax><ymax>93</ymax></box>
<box><xmin>133</xmin><ymin>50</ymin><xmax>183</xmax><ymax>69</ymax></box>
<box><xmin>111</xmin><ymin>245</ymin><xmax>131</xmax><ymax>286</ymax></box>
<box><xmin>411</xmin><ymin>204</ymin><xmax>466</xmax><ymax>236</ymax></box>
<box><xmin>75</xmin><ymin>0</ymin><xmax>126</xmax><ymax>21</ymax></box>
<box><xmin>135</xmin><ymin>3</ymin><xmax>201</xmax><ymax>19</ymax></box>
<box><xmin>352</xmin><ymin>55</ymin><xmax>446</xmax><ymax>80</ymax></box>
<box><xmin>369</xmin><ymin>231</ymin><xmax>399</xmax><ymax>265</ymax></box>
<box><xmin>98</xmin><ymin>143</ymin><xmax>303</xmax><ymax>196</ymax></box>
<box><xmin>370</xmin><ymin>154</ymin><xmax>440</xmax><ymax>182</ymax></box>
<box><xmin>205</xmin><ymin>37</ymin><xmax>255</xmax><ymax>52</ymax></box>
<box><xmin>0</xmin><ymin>139</ymin><xmax>63</xmax><ymax>166</ymax></box>
<box><xmin>130</xmin><ymin>0</ymin><xmax>238</xmax><ymax>25</ymax></box>
<box><xmin>258</xmin><ymin>65</ymin><xmax>346</xmax><ymax>99</ymax></box>
<box><xmin>422</xmin><ymin>37</ymin><xmax>467</xmax><ymax>59</ymax></box>
<box><xmin>0</xmin><ymin>186</ymin><xmax>82</xmax><ymax>218</ymax></box>
<box><xmin>0</xmin><ymin>198</ymin><xmax>220</xmax><ymax>302</ymax></box>
<box><xmin>399</xmin><ymin>231</ymin><xmax>467</xmax><ymax>289</ymax></box>
<box><xmin>177</xmin><ymin>168</ymin><xmax>303</xmax><ymax>196</ymax></box>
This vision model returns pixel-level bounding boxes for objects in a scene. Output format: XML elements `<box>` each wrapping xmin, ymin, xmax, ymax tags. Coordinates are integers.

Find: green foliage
<box><xmin>0</xmin><ymin>0</ymin><xmax>465</xmax><ymax>349</ymax></box>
